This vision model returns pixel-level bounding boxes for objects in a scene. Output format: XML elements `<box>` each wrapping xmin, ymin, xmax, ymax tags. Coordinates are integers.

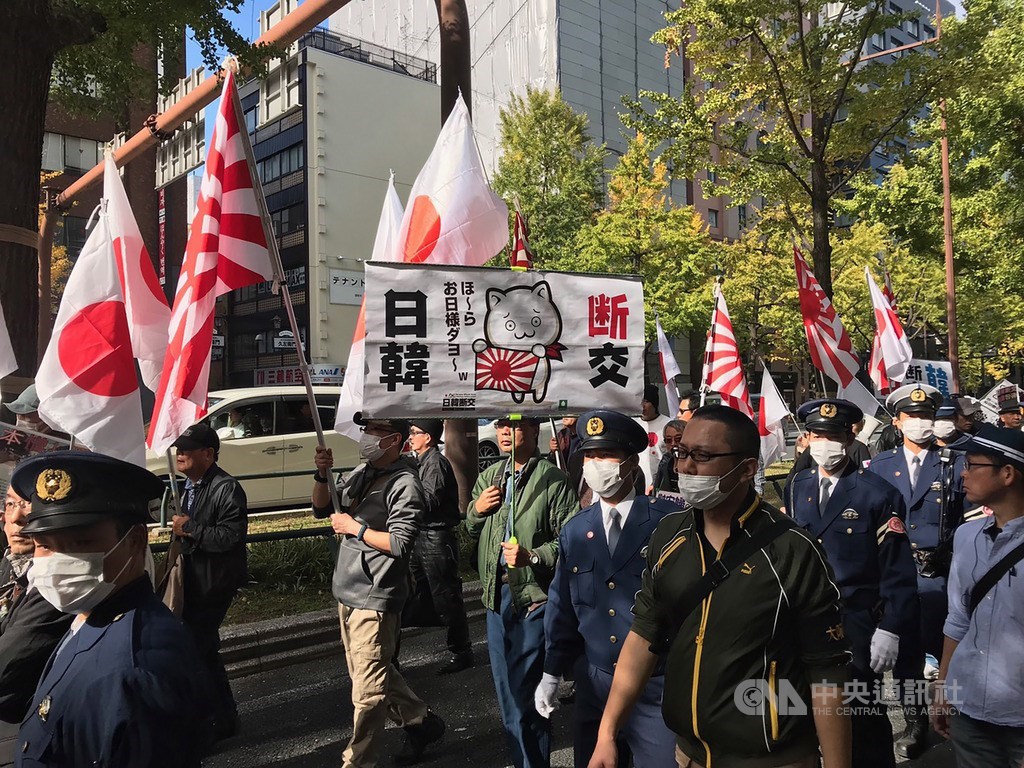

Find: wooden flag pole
<box><xmin>228</xmin><ymin>66</ymin><xmax>343</xmax><ymax>517</ymax></box>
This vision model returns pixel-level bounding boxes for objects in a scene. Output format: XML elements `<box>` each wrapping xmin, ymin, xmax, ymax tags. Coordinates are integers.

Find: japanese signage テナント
<box><xmin>329</xmin><ymin>269</ymin><xmax>366</xmax><ymax>306</ymax></box>
<box><xmin>362</xmin><ymin>263</ymin><xmax>645</xmax><ymax>418</ymax></box>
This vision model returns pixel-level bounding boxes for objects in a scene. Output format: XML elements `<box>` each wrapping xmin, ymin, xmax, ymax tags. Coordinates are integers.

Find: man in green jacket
<box><xmin>467</xmin><ymin>417</ymin><xmax>579</xmax><ymax>768</ymax></box>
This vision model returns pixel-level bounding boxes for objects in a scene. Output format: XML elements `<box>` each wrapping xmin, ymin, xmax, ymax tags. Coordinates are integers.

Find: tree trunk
<box><xmin>809</xmin><ymin>149</ymin><xmax>833</xmax><ymax>299</ymax></box>
<box><xmin>0</xmin><ymin>7</ymin><xmax>58</xmax><ymax>376</ymax></box>
<box><xmin>436</xmin><ymin>0</ymin><xmax>478</xmax><ymax>514</ymax></box>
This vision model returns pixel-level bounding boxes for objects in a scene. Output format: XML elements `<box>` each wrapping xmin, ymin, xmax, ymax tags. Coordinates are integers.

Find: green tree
<box><xmin>627</xmin><ymin>0</ymin><xmax>956</xmax><ymax>298</ymax></box>
<box><xmin>0</xmin><ymin>1</ymin><xmax>264</xmax><ymax>374</ymax></box>
<box><xmin>492</xmin><ymin>87</ymin><xmax>606</xmax><ymax>266</ymax></box>
<box><xmin>844</xmin><ymin>0</ymin><xmax>1024</xmax><ymax>387</ymax></box>
<box><xmin>563</xmin><ymin>134</ymin><xmax>720</xmax><ymax>342</ymax></box>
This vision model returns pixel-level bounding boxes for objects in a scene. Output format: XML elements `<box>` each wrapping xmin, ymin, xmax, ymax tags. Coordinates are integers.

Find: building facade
<box><xmin>222</xmin><ymin>23</ymin><xmax>439</xmax><ymax>389</ymax></box>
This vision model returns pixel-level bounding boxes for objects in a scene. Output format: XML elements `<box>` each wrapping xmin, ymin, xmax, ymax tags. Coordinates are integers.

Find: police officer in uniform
<box><xmin>10</xmin><ymin>452</ymin><xmax>210</xmax><ymax>767</ymax></box>
<box><xmin>868</xmin><ymin>383</ymin><xmax>959</xmax><ymax>758</ymax></box>
<box><xmin>536</xmin><ymin>410</ymin><xmax>679</xmax><ymax>768</ymax></box>
<box><xmin>785</xmin><ymin>399</ymin><xmax>918</xmax><ymax>768</ymax></box>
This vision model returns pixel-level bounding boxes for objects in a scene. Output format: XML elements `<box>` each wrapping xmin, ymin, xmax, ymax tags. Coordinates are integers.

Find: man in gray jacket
<box><xmin>312</xmin><ymin>415</ymin><xmax>444</xmax><ymax>767</ymax></box>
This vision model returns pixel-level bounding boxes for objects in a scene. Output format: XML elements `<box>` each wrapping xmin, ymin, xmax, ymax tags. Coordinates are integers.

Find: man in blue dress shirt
<box><xmin>932</xmin><ymin>424</ymin><xmax>1024</xmax><ymax>767</ymax></box>
<box><xmin>537</xmin><ymin>409</ymin><xmax>680</xmax><ymax>768</ymax></box>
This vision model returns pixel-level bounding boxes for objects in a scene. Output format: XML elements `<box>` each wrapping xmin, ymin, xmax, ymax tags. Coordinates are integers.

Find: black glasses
<box><xmin>3</xmin><ymin>500</ymin><xmax>29</xmax><ymax>512</ymax></box>
<box><xmin>673</xmin><ymin>447</ymin><xmax>743</xmax><ymax>464</ymax></box>
<box><xmin>964</xmin><ymin>458</ymin><xmax>1002</xmax><ymax>471</ymax></box>
<box><xmin>408</xmin><ymin>429</ymin><xmax>427</xmax><ymax>437</ymax></box>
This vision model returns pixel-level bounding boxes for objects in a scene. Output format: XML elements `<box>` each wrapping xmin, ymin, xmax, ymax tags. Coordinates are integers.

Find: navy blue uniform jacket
<box><xmin>867</xmin><ymin>447</ymin><xmax>947</xmax><ymax>552</ymax></box>
<box><xmin>785</xmin><ymin>463</ymin><xmax>918</xmax><ymax>638</ymax></box>
<box><xmin>544</xmin><ymin>495</ymin><xmax>680</xmax><ymax>676</ymax></box>
<box><xmin>16</xmin><ymin>577</ymin><xmax>210</xmax><ymax>768</ymax></box>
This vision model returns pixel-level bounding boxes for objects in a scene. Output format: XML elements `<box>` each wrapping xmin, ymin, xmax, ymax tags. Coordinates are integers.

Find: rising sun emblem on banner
<box><xmin>474</xmin><ymin>347</ymin><xmax>540</xmax><ymax>393</ymax></box>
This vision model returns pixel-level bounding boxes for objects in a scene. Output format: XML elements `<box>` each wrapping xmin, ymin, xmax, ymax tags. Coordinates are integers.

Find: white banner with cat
<box><xmin>361</xmin><ymin>263</ymin><xmax>646</xmax><ymax>418</ymax></box>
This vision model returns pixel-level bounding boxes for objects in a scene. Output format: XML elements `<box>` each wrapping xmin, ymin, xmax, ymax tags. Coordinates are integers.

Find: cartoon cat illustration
<box><xmin>473</xmin><ymin>281</ymin><xmax>565</xmax><ymax>403</ymax></box>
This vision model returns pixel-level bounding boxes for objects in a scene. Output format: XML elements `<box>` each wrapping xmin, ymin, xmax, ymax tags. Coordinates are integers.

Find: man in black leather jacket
<box><xmin>171</xmin><ymin>423</ymin><xmax>248</xmax><ymax>741</ymax></box>
<box><xmin>405</xmin><ymin>419</ymin><xmax>473</xmax><ymax>674</ymax></box>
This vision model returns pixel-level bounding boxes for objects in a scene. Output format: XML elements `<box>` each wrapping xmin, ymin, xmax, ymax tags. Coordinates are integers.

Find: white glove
<box><xmin>534</xmin><ymin>673</ymin><xmax>560</xmax><ymax>719</ymax></box>
<box><xmin>869</xmin><ymin>628</ymin><xmax>899</xmax><ymax>674</ymax></box>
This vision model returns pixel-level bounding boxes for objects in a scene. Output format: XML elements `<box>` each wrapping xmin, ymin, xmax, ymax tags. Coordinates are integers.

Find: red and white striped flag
<box><xmin>656</xmin><ymin>317</ymin><xmax>682</xmax><ymax>417</ymax></box>
<box><xmin>757</xmin><ymin>363</ymin><xmax>790</xmax><ymax>469</ymax></box>
<box><xmin>866</xmin><ymin>266</ymin><xmax>912</xmax><ymax>395</ymax></box>
<box><xmin>882</xmin><ymin>271</ymin><xmax>898</xmax><ymax>313</ymax></box>
<box><xmin>793</xmin><ymin>247</ymin><xmax>860</xmax><ymax>387</ymax></box>
<box><xmin>147</xmin><ymin>69</ymin><xmax>275</xmax><ymax>454</ymax></box>
<box><xmin>701</xmin><ymin>285</ymin><xmax>753</xmax><ymax>419</ymax></box>
<box><xmin>510</xmin><ymin>205</ymin><xmax>534</xmax><ymax>269</ymax></box>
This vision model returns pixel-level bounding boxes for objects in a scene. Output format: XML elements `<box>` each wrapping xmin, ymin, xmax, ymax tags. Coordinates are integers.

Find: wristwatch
<box><xmin>313</xmin><ymin>470</ymin><xmax>330</xmax><ymax>483</ymax></box>
<box><xmin>528</xmin><ymin>551</ymin><xmax>541</xmax><ymax>566</ymax></box>
<box><xmin>356</xmin><ymin>523</ymin><xmax>368</xmax><ymax>542</ymax></box>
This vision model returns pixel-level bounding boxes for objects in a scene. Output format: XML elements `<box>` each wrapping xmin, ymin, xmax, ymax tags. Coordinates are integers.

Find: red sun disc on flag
<box><xmin>475</xmin><ymin>347</ymin><xmax>539</xmax><ymax>393</ymax></box>
<box><xmin>404</xmin><ymin>195</ymin><xmax>441</xmax><ymax>264</ymax></box>
<box><xmin>58</xmin><ymin>301</ymin><xmax>138</xmax><ymax>397</ymax></box>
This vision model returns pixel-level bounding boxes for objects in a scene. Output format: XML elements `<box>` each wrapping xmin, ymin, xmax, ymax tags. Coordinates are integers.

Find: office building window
<box><xmin>61</xmin><ymin>215</ymin><xmax>89</xmax><ymax>256</ymax></box>
<box><xmin>245</xmin><ymin>106</ymin><xmax>258</xmax><ymax>135</ymax></box>
<box><xmin>737</xmin><ymin>205</ymin><xmax>747</xmax><ymax>229</ymax></box>
<box><xmin>907</xmin><ymin>18</ymin><xmax>920</xmax><ymax>37</ymax></box>
<box><xmin>871</xmin><ymin>33</ymin><xmax>885</xmax><ymax>50</ymax></box>
<box><xmin>271</xmin><ymin>203</ymin><xmax>305</xmax><ymax>237</ymax></box>
<box><xmin>259</xmin><ymin>144</ymin><xmax>304</xmax><ymax>183</ymax></box>
<box><xmin>63</xmin><ymin>136</ymin><xmax>101</xmax><ymax>172</ymax></box>
<box><xmin>41</xmin><ymin>133</ymin><xmax>63</xmax><ymax>171</ymax></box>
<box><xmin>708</xmin><ymin>209</ymin><xmax>720</xmax><ymax>229</ymax></box>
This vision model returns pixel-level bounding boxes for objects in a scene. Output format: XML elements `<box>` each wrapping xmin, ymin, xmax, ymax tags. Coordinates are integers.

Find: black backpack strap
<box><xmin>650</xmin><ymin>518</ymin><xmax>793</xmax><ymax>653</ymax></box>
<box><xmin>968</xmin><ymin>539</ymin><xmax>1024</xmax><ymax>616</ymax></box>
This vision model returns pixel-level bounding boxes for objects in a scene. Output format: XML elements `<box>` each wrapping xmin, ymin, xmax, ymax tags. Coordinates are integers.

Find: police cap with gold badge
<box><xmin>576</xmin><ymin>409</ymin><xmax>649</xmax><ymax>455</ymax></box>
<box><xmin>885</xmin><ymin>382</ymin><xmax>942</xmax><ymax>415</ymax></box>
<box><xmin>10</xmin><ymin>452</ymin><xmax>166</xmax><ymax>535</ymax></box>
<box><xmin>797</xmin><ymin>398</ymin><xmax>863</xmax><ymax>433</ymax></box>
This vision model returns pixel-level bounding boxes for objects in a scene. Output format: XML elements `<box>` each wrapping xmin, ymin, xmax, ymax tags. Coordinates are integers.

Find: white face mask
<box><xmin>359</xmin><ymin>433</ymin><xmax>396</xmax><ymax>462</ymax></box>
<box><xmin>933</xmin><ymin>420</ymin><xmax>958</xmax><ymax>440</ymax></box>
<box><xmin>902</xmin><ymin>417</ymin><xmax>935</xmax><ymax>444</ymax></box>
<box><xmin>582</xmin><ymin>460</ymin><xmax>630</xmax><ymax>499</ymax></box>
<box><xmin>809</xmin><ymin>439</ymin><xmax>847</xmax><ymax>471</ymax></box>
<box><xmin>676</xmin><ymin>461</ymin><xmax>746</xmax><ymax>509</ymax></box>
<box><xmin>29</xmin><ymin>529</ymin><xmax>135</xmax><ymax>614</ymax></box>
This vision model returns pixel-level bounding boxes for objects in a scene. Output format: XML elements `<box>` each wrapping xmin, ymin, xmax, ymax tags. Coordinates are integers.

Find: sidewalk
<box><xmin>221</xmin><ymin>580</ymin><xmax>486</xmax><ymax>679</ymax></box>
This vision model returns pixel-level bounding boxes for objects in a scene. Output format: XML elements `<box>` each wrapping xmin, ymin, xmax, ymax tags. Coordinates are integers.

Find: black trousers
<box><xmin>843</xmin><ymin>608</ymin><xmax>897</xmax><ymax>768</ymax></box>
<box><xmin>182</xmin><ymin>589</ymin><xmax>238</xmax><ymax>721</ymax></box>
<box><xmin>406</xmin><ymin>528</ymin><xmax>471</xmax><ymax>655</ymax></box>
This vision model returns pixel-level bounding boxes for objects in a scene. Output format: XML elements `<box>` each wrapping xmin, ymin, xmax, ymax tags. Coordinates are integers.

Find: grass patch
<box><xmin>226</xmin><ymin>587</ymin><xmax>335</xmax><ymax>625</ymax></box>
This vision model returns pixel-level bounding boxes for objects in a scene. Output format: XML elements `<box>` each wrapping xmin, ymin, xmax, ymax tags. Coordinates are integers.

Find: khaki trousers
<box><xmin>338</xmin><ymin>605</ymin><xmax>429</xmax><ymax>768</ymax></box>
<box><xmin>675</xmin><ymin>745</ymin><xmax>819</xmax><ymax>768</ymax></box>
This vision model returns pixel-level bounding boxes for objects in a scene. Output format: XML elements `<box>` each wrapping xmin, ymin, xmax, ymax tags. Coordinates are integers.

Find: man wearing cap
<box><xmin>405</xmin><ymin>418</ymin><xmax>473</xmax><ymax>674</ymax></box>
<box><xmin>467</xmin><ymin>416</ymin><xmax>578</xmax><ymax>768</ymax></box>
<box><xmin>931</xmin><ymin>425</ymin><xmax>1024</xmax><ymax>766</ymax></box>
<box><xmin>2</xmin><ymin>386</ymin><xmax>49</xmax><ymax>437</ymax></box>
<box><xmin>170</xmin><ymin>422</ymin><xmax>248</xmax><ymax>741</ymax></box>
<box><xmin>537</xmin><ymin>410</ymin><xmax>679</xmax><ymax>768</ymax></box>
<box><xmin>312</xmin><ymin>416</ymin><xmax>445</xmax><ymax>767</ymax></box>
<box><xmin>997</xmin><ymin>400</ymin><xmax>1023</xmax><ymax>430</ymax></box>
<box><xmin>10</xmin><ymin>452</ymin><xmax>209</xmax><ymax>766</ymax></box>
<box><xmin>635</xmin><ymin>385</ymin><xmax>670</xmax><ymax>494</ymax></box>
<box><xmin>868</xmin><ymin>383</ymin><xmax>960</xmax><ymax>758</ymax></box>
<box><xmin>785</xmin><ymin>399</ymin><xmax>918</xmax><ymax>768</ymax></box>
<box><xmin>0</xmin><ymin>484</ymin><xmax>73</xmax><ymax>764</ymax></box>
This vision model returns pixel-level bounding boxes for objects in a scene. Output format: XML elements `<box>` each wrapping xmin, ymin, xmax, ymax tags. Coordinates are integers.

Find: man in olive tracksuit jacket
<box><xmin>467</xmin><ymin>417</ymin><xmax>579</xmax><ymax>768</ymax></box>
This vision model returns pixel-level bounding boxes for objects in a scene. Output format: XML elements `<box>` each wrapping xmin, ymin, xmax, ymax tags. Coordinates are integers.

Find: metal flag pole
<box><xmin>228</xmin><ymin>63</ymin><xmax>343</xmax><ymax>517</ymax></box>
<box><xmin>700</xmin><ymin>283</ymin><xmax>721</xmax><ymax>407</ymax></box>
<box><xmin>548</xmin><ymin>417</ymin><xmax>563</xmax><ymax>470</ymax></box>
<box><xmin>164</xmin><ymin>449</ymin><xmax>183</xmax><ymax>524</ymax></box>
<box><xmin>506</xmin><ymin>414</ymin><xmax>519</xmax><ymax>569</ymax></box>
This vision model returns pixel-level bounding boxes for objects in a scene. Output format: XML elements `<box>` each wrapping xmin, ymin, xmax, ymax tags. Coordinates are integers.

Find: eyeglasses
<box><xmin>673</xmin><ymin>447</ymin><xmax>744</xmax><ymax>464</ymax></box>
<box><xmin>408</xmin><ymin>429</ymin><xmax>427</xmax><ymax>437</ymax></box>
<box><xmin>4</xmin><ymin>500</ymin><xmax>30</xmax><ymax>512</ymax></box>
<box><xmin>964</xmin><ymin>458</ymin><xmax>1003</xmax><ymax>471</ymax></box>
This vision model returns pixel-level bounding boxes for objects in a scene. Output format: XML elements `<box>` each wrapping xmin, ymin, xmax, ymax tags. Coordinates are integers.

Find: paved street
<box><xmin>209</xmin><ymin>618</ymin><xmax>956</xmax><ymax>768</ymax></box>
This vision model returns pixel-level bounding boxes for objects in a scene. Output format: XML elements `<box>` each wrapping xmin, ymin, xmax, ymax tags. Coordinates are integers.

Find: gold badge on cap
<box><xmin>820</xmin><ymin>403</ymin><xmax>838</xmax><ymax>418</ymax></box>
<box><xmin>36</xmin><ymin>469</ymin><xmax>73</xmax><ymax>503</ymax></box>
<box><xmin>38</xmin><ymin>695</ymin><xmax>51</xmax><ymax>722</ymax></box>
<box><xmin>586</xmin><ymin>417</ymin><xmax>605</xmax><ymax>436</ymax></box>
<box><xmin>910</xmin><ymin>388</ymin><xmax>927</xmax><ymax>403</ymax></box>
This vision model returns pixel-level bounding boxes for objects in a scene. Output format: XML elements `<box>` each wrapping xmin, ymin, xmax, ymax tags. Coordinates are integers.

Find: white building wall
<box><xmin>331</xmin><ymin>0</ymin><xmax>559</xmax><ymax>171</ymax></box>
<box><xmin>303</xmin><ymin>46</ymin><xmax>440</xmax><ymax>366</ymax></box>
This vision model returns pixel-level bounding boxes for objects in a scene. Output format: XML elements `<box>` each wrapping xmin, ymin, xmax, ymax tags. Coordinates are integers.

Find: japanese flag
<box><xmin>37</xmin><ymin>208</ymin><xmax>146</xmax><ymax>465</ymax></box>
<box><xmin>0</xmin><ymin>293</ymin><xmax>15</xmax><ymax>380</ymax></box>
<box><xmin>757</xmin><ymin>364</ymin><xmax>790</xmax><ymax>469</ymax></box>
<box><xmin>334</xmin><ymin>173</ymin><xmax>404</xmax><ymax>440</ymax></box>
<box><xmin>397</xmin><ymin>93</ymin><xmax>509</xmax><ymax>267</ymax></box>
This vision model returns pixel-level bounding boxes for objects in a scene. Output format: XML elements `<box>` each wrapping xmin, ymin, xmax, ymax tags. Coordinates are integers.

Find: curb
<box><xmin>221</xmin><ymin>580</ymin><xmax>486</xmax><ymax>679</ymax></box>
